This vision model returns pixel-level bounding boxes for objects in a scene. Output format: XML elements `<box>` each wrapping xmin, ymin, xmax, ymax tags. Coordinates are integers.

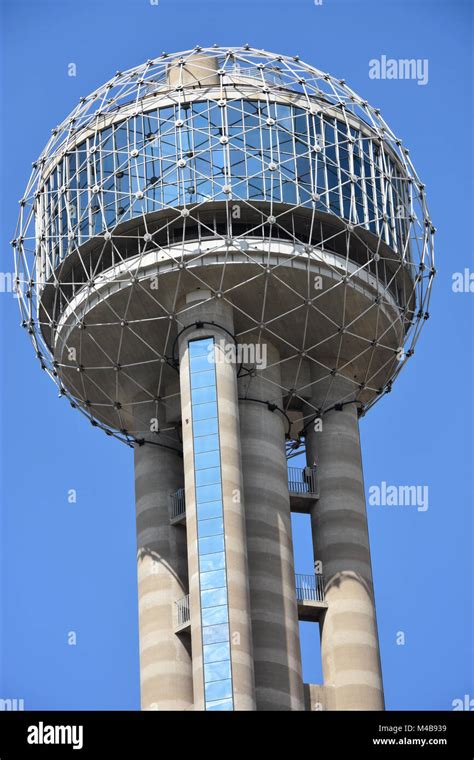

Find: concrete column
<box><xmin>178</xmin><ymin>291</ymin><xmax>256</xmax><ymax>711</ymax></box>
<box><xmin>306</xmin><ymin>391</ymin><xmax>384</xmax><ymax>710</ymax></box>
<box><xmin>238</xmin><ymin>338</ymin><xmax>305</xmax><ymax>711</ymax></box>
<box><xmin>134</xmin><ymin>427</ymin><xmax>193</xmax><ymax>710</ymax></box>
<box><xmin>167</xmin><ymin>53</ymin><xmax>219</xmax><ymax>87</ymax></box>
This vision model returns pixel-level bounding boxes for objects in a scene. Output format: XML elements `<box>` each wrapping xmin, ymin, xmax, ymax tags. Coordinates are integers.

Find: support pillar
<box><xmin>178</xmin><ymin>291</ymin><xmax>256</xmax><ymax>711</ymax></box>
<box><xmin>239</xmin><ymin>337</ymin><xmax>305</xmax><ymax>710</ymax></box>
<box><xmin>135</xmin><ymin>428</ymin><xmax>193</xmax><ymax>710</ymax></box>
<box><xmin>306</xmin><ymin>397</ymin><xmax>384</xmax><ymax>710</ymax></box>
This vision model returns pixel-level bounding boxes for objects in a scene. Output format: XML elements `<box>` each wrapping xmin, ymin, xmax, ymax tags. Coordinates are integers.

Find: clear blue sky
<box><xmin>0</xmin><ymin>0</ymin><xmax>472</xmax><ymax>710</ymax></box>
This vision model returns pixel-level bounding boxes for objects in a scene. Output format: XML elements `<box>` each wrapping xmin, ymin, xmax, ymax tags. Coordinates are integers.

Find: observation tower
<box><xmin>13</xmin><ymin>46</ymin><xmax>435</xmax><ymax>711</ymax></box>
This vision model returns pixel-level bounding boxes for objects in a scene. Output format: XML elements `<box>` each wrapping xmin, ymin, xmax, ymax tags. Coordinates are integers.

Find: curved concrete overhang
<box><xmin>37</xmin><ymin>200</ymin><xmax>416</xmax><ymax>324</ymax></box>
<box><xmin>52</xmin><ymin>239</ymin><xmax>404</xmax><ymax>353</ymax></box>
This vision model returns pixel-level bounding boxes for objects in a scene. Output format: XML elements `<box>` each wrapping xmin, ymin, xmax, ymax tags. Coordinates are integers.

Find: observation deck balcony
<box><xmin>295</xmin><ymin>573</ymin><xmax>327</xmax><ymax>622</ymax></box>
<box><xmin>288</xmin><ymin>466</ymin><xmax>319</xmax><ymax>513</ymax></box>
<box><xmin>174</xmin><ymin>575</ymin><xmax>326</xmax><ymax>637</ymax></box>
<box><xmin>170</xmin><ymin>488</ymin><xmax>186</xmax><ymax>525</ymax></box>
<box><xmin>171</xmin><ymin>467</ymin><xmax>319</xmax><ymax>525</ymax></box>
<box><xmin>174</xmin><ymin>594</ymin><xmax>191</xmax><ymax>634</ymax></box>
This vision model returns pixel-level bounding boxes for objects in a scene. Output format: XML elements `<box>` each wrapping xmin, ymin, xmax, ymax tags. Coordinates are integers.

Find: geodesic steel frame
<box><xmin>13</xmin><ymin>45</ymin><xmax>436</xmax><ymax>446</ymax></box>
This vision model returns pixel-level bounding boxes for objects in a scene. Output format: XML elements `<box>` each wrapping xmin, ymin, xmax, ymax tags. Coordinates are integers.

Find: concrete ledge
<box><xmin>174</xmin><ymin>618</ymin><xmax>191</xmax><ymax>635</ymax></box>
<box><xmin>290</xmin><ymin>491</ymin><xmax>319</xmax><ymax>513</ymax></box>
<box><xmin>297</xmin><ymin>599</ymin><xmax>328</xmax><ymax>622</ymax></box>
<box><xmin>170</xmin><ymin>512</ymin><xmax>186</xmax><ymax>526</ymax></box>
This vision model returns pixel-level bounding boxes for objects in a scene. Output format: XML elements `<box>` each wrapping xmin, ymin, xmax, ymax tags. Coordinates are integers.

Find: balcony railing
<box><xmin>295</xmin><ymin>573</ymin><xmax>325</xmax><ymax>603</ymax></box>
<box><xmin>287</xmin><ymin>466</ymin><xmax>318</xmax><ymax>496</ymax></box>
<box><xmin>170</xmin><ymin>488</ymin><xmax>186</xmax><ymax>522</ymax></box>
<box><xmin>175</xmin><ymin>594</ymin><xmax>190</xmax><ymax>629</ymax></box>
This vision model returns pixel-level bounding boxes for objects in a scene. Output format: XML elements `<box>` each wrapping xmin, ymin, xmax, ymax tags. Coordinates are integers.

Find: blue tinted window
<box><xmin>190</xmin><ymin>370</ymin><xmax>216</xmax><ymax>390</ymax></box>
<box><xmin>195</xmin><ymin>450</ymin><xmax>220</xmax><ymax>471</ymax></box>
<box><xmin>196</xmin><ymin>483</ymin><xmax>222</xmax><ymax>505</ymax></box>
<box><xmin>191</xmin><ymin>385</ymin><xmax>217</xmax><ymax>405</ymax></box>
<box><xmin>192</xmin><ymin>401</ymin><xmax>218</xmax><ymax>422</ymax></box>
<box><xmin>204</xmin><ymin>660</ymin><xmax>232</xmax><ymax>683</ymax></box>
<box><xmin>198</xmin><ymin>517</ymin><xmax>224</xmax><ymax>538</ymax></box>
<box><xmin>199</xmin><ymin>517</ymin><xmax>224</xmax><ymax>538</ymax></box>
<box><xmin>197</xmin><ymin>500</ymin><xmax>223</xmax><ymax>521</ymax></box>
<box><xmin>198</xmin><ymin>534</ymin><xmax>225</xmax><ymax>556</ymax></box>
<box><xmin>199</xmin><ymin>551</ymin><xmax>226</xmax><ymax>572</ymax></box>
<box><xmin>195</xmin><ymin>467</ymin><xmax>221</xmax><ymax>488</ymax></box>
<box><xmin>205</xmin><ymin>679</ymin><xmax>233</xmax><ymax>702</ymax></box>
<box><xmin>201</xmin><ymin>605</ymin><xmax>229</xmax><ymax>626</ymax></box>
<box><xmin>193</xmin><ymin>434</ymin><xmax>219</xmax><ymax>454</ymax></box>
<box><xmin>44</xmin><ymin>100</ymin><xmax>407</xmax><ymax>271</ymax></box>
<box><xmin>201</xmin><ymin>587</ymin><xmax>227</xmax><ymax>609</ymax></box>
<box><xmin>189</xmin><ymin>354</ymin><xmax>213</xmax><ymax>373</ymax></box>
<box><xmin>200</xmin><ymin>568</ymin><xmax>226</xmax><ymax>589</ymax></box>
<box><xmin>193</xmin><ymin>418</ymin><xmax>219</xmax><ymax>438</ymax></box>
<box><xmin>202</xmin><ymin>624</ymin><xmax>229</xmax><ymax>645</ymax></box>
<box><xmin>206</xmin><ymin>698</ymin><xmax>234</xmax><ymax>711</ymax></box>
<box><xmin>189</xmin><ymin>336</ymin><xmax>233</xmax><ymax>710</ymax></box>
<box><xmin>203</xmin><ymin>642</ymin><xmax>230</xmax><ymax>663</ymax></box>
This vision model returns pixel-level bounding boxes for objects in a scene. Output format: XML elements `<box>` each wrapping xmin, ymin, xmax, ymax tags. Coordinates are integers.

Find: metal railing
<box><xmin>170</xmin><ymin>488</ymin><xmax>186</xmax><ymax>521</ymax></box>
<box><xmin>287</xmin><ymin>466</ymin><xmax>318</xmax><ymax>495</ymax></box>
<box><xmin>295</xmin><ymin>573</ymin><xmax>325</xmax><ymax>603</ymax></box>
<box><xmin>228</xmin><ymin>65</ymin><xmax>287</xmax><ymax>86</ymax></box>
<box><xmin>175</xmin><ymin>594</ymin><xmax>190</xmax><ymax>628</ymax></box>
<box><xmin>144</xmin><ymin>64</ymin><xmax>288</xmax><ymax>97</ymax></box>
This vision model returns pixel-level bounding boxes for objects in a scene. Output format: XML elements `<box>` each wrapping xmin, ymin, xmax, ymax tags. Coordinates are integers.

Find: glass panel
<box><xmin>201</xmin><ymin>587</ymin><xmax>227</xmax><ymax>609</ymax></box>
<box><xmin>189</xmin><ymin>338</ymin><xmax>214</xmax><ymax>357</ymax></box>
<box><xmin>193</xmin><ymin>418</ymin><xmax>219</xmax><ymax>438</ymax></box>
<box><xmin>205</xmin><ymin>679</ymin><xmax>233</xmax><ymax>702</ymax></box>
<box><xmin>195</xmin><ymin>467</ymin><xmax>221</xmax><ymax>488</ymax></box>
<box><xmin>193</xmin><ymin>434</ymin><xmax>219</xmax><ymax>454</ymax></box>
<box><xmin>199</xmin><ymin>534</ymin><xmax>225</xmax><ymax>556</ymax></box>
<box><xmin>199</xmin><ymin>551</ymin><xmax>226</xmax><ymax>572</ymax></box>
<box><xmin>195</xmin><ymin>450</ymin><xmax>220</xmax><ymax>471</ymax></box>
<box><xmin>190</xmin><ymin>369</ymin><xmax>216</xmax><ymax>389</ymax></box>
<box><xmin>204</xmin><ymin>660</ymin><xmax>232</xmax><ymax>684</ymax></box>
<box><xmin>191</xmin><ymin>385</ymin><xmax>217</xmax><ymax>405</ymax></box>
<box><xmin>189</xmin><ymin>337</ymin><xmax>234</xmax><ymax>709</ymax></box>
<box><xmin>197</xmin><ymin>500</ymin><xmax>223</xmax><ymax>521</ymax></box>
<box><xmin>198</xmin><ymin>517</ymin><xmax>225</xmax><ymax>539</ymax></box>
<box><xmin>196</xmin><ymin>482</ymin><xmax>222</xmax><ymax>505</ymax></box>
<box><xmin>201</xmin><ymin>605</ymin><xmax>229</xmax><ymax>627</ymax></box>
<box><xmin>189</xmin><ymin>353</ymin><xmax>214</xmax><ymax>373</ymax></box>
<box><xmin>45</xmin><ymin>99</ymin><xmax>401</xmax><ymax>262</ymax></box>
<box><xmin>206</xmin><ymin>698</ymin><xmax>234</xmax><ymax>712</ymax></box>
<box><xmin>200</xmin><ymin>568</ymin><xmax>226</xmax><ymax>589</ymax></box>
<box><xmin>203</xmin><ymin>642</ymin><xmax>231</xmax><ymax>664</ymax></box>
<box><xmin>202</xmin><ymin>624</ymin><xmax>229</xmax><ymax>645</ymax></box>
<box><xmin>192</xmin><ymin>401</ymin><xmax>218</xmax><ymax>422</ymax></box>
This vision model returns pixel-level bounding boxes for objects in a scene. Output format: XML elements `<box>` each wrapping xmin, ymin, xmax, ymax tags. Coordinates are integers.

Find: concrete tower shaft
<box><xmin>177</xmin><ymin>294</ymin><xmax>256</xmax><ymax>710</ymax></box>
<box><xmin>306</xmin><ymin>408</ymin><xmax>384</xmax><ymax>709</ymax></box>
<box><xmin>239</xmin><ymin>338</ymin><xmax>305</xmax><ymax>710</ymax></box>
<box><xmin>134</xmin><ymin>428</ymin><xmax>193</xmax><ymax>710</ymax></box>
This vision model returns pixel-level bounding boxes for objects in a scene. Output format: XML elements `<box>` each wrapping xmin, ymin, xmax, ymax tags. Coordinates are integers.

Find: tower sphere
<box><xmin>13</xmin><ymin>46</ymin><xmax>435</xmax><ymax>443</ymax></box>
